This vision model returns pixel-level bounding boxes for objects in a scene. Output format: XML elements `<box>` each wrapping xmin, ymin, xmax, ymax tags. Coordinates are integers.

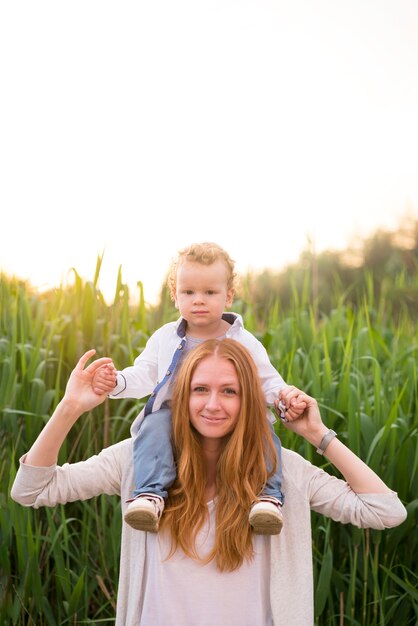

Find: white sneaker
<box><xmin>249</xmin><ymin>500</ymin><xmax>283</xmax><ymax>535</ymax></box>
<box><xmin>124</xmin><ymin>494</ymin><xmax>165</xmax><ymax>532</ymax></box>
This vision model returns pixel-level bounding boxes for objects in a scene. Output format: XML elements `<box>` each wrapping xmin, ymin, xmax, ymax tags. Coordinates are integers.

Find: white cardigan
<box><xmin>11</xmin><ymin>440</ymin><xmax>407</xmax><ymax>625</ymax></box>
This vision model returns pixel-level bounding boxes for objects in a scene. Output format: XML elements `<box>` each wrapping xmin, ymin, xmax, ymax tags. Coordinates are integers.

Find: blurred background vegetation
<box><xmin>1</xmin><ymin>220</ymin><xmax>417</xmax><ymax>624</ymax></box>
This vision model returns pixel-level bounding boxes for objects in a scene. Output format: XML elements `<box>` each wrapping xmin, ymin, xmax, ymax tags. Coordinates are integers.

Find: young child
<box><xmin>92</xmin><ymin>242</ymin><xmax>305</xmax><ymax>534</ymax></box>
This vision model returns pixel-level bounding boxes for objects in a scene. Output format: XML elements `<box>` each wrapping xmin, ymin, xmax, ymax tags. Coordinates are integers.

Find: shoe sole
<box><xmin>124</xmin><ymin>508</ymin><xmax>159</xmax><ymax>533</ymax></box>
<box><xmin>249</xmin><ymin>511</ymin><xmax>283</xmax><ymax>535</ymax></box>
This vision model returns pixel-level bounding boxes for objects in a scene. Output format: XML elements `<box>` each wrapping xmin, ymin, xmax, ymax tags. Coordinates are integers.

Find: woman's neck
<box><xmin>201</xmin><ymin>439</ymin><xmax>223</xmax><ymax>501</ymax></box>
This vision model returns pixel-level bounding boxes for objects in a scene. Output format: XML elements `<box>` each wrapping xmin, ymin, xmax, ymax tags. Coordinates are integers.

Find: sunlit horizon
<box><xmin>2</xmin><ymin>208</ymin><xmax>416</xmax><ymax>307</ymax></box>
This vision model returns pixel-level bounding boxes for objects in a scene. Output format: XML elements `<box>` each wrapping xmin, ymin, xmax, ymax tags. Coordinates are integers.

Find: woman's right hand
<box><xmin>62</xmin><ymin>350</ymin><xmax>113</xmax><ymax>415</ymax></box>
<box><xmin>24</xmin><ymin>350</ymin><xmax>112</xmax><ymax>467</ymax></box>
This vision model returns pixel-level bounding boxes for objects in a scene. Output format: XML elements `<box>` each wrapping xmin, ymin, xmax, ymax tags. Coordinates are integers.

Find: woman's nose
<box><xmin>205</xmin><ymin>391</ymin><xmax>220</xmax><ymax>411</ymax></box>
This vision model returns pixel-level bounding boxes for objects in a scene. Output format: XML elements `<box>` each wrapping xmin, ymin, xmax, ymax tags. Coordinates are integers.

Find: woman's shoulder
<box><xmin>97</xmin><ymin>438</ymin><xmax>133</xmax><ymax>471</ymax></box>
<box><xmin>94</xmin><ymin>439</ymin><xmax>134</xmax><ymax>491</ymax></box>
<box><xmin>282</xmin><ymin>447</ymin><xmax>311</xmax><ymax>466</ymax></box>
<box><xmin>281</xmin><ymin>447</ymin><xmax>324</xmax><ymax>489</ymax></box>
<box><xmin>104</xmin><ymin>438</ymin><xmax>133</xmax><ymax>458</ymax></box>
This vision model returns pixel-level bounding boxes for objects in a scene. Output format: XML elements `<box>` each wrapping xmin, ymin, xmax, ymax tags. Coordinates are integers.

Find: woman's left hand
<box><xmin>276</xmin><ymin>387</ymin><xmax>328</xmax><ymax>446</ymax></box>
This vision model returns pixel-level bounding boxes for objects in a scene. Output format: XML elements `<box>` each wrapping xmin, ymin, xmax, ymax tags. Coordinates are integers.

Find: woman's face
<box><xmin>189</xmin><ymin>354</ymin><xmax>241</xmax><ymax>441</ymax></box>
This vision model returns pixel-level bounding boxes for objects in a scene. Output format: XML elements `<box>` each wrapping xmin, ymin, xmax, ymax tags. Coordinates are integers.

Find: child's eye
<box><xmin>184</xmin><ymin>290</ymin><xmax>194</xmax><ymax>295</ymax></box>
<box><xmin>206</xmin><ymin>290</ymin><xmax>215</xmax><ymax>295</ymax></box>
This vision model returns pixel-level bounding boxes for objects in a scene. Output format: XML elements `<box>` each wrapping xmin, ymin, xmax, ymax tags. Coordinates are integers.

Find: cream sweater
<box><xmin>11</xmin><ymin>440</ymin><xmax>407</xmax><ymax>625</ymax></box>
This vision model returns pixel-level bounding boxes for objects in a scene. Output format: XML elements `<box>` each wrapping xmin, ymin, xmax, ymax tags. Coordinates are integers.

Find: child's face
<box><xmin>174</xmin><ymin>260</ymin><xmax>234</xmax><ymax>337</ymax></box>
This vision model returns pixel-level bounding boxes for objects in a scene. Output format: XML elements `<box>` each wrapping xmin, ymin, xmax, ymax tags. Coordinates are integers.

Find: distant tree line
<box><xmin>230</xmin><ymin>217</ymin><xmax>418</xmax><ymax>326</ymax></box>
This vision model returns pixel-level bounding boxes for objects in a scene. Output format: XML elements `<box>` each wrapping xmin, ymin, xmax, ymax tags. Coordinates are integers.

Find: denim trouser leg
<box><xmin>132</xmin><ymin>407</ymin><xmax>176</xmax><ymax>501</ymax></box>
<box><xmin>261</xmin><ymin>423</ymin><xmax>285</xmax><ymax>505</ymax></box>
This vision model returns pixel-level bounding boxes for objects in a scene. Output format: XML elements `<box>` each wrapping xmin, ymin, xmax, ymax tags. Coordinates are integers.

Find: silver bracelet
<box><xmin>316</xmin><ymin>429</ymin><xmax>337</xmax><ymax>455</ymax></box>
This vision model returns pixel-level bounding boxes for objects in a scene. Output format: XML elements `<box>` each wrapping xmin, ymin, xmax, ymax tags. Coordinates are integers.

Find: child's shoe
<box><xmin>249</xmin><ymin>498</ymin><xmax>283</xmax><ymax>535</ymax></box>
<box><xmin>124</xmin><ymin>494</ymin><xmax>165</xmax><ymax>532</ymax></box>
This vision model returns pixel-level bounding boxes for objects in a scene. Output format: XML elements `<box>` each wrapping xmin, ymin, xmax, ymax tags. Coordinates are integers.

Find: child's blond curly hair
<box><xmin>167</xmin><ymin>242</ymin><xmax>237</xmax><ymax>300</ymax></box>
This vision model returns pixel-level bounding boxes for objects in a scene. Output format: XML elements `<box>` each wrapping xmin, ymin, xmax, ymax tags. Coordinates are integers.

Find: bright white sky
<box><xmin>1</xmin><ymin>0</ymin><xmax>417</xmax><ymax>305</ymax></box>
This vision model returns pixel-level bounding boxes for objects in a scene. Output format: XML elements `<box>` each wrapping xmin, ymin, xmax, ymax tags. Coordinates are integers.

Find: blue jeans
<box><xmin>264</xmin><ymin>422</ymin><xmax>285</xmax><ymax>505</ymax></box>
<box><xmin>133</xmin><ymin>407</ymin><xmax>284</xmax><ymax>504</ymax></box>
<box><xmin>133</xmin><ymin>407</ymin><xmax>176</xmax><ymax>500</ymax></box>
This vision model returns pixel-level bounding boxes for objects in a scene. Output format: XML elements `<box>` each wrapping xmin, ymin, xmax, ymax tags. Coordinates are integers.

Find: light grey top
<box><xmin>140</xmin><ymin>498</ymin><xmax>273</xmax><ymax>625</ymax></box>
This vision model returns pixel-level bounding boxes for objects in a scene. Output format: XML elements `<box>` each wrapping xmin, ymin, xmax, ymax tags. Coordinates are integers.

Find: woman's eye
<box><xmin>193</xmin><ymin>386</ymin><xmax>207</xmax><ymax>393</ymax></box>
<box><xmin>223</xmin><ymin>388</ymin><xmax>237</xmax><ymax>395</ymax></box>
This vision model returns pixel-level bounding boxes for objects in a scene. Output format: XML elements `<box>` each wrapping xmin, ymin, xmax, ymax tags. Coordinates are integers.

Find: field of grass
<box><xmin>1</xmin><ymin>261</ymin><xmax>417</xmax><ymax>625</ymax></box>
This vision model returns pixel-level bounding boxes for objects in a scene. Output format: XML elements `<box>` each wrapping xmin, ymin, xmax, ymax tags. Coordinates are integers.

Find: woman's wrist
<box><xmin>56</xmin><ymin>398</ymin><xmax>84</xmax><ymax>423</ymax></box>
<box><xmin>304</xmin><ymin>424</ymin><xmax>330</xmax><ymax>449</ymax></box>
<box><xmin>315</xmin><ymin>429</ymin><xmax>338</xmax><ymax>455</ymax></box>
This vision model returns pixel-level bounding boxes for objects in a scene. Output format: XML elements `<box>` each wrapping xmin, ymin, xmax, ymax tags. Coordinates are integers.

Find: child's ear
<box><xmin>226</xmin><ymin>289</ymin><xmax>234</xmax><ymax>308</ymax></box>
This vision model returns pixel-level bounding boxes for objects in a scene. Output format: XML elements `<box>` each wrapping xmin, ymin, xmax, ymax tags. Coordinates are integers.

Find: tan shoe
<box><xmin>124</xmin><ymin>494</ymin><xmax>165</xmax><ymax>532</ymax></box>
<box><xmin>249</xmin><ymin>500</ymin><xmax>283</xmax><ymax>535</ymax></box>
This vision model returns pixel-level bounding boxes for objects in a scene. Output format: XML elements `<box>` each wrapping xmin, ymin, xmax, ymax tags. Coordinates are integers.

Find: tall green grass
<box><xmin>1</xmin><ymin>265</ymin><xmax>417</xmax><ymax>625</ymax></box>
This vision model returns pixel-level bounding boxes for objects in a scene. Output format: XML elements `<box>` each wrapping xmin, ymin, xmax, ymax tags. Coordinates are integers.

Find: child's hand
<box><xmin>91</xmin><ymin>362</ymin><xmax>117</xmax><ymax>395</ymax></box>
<box><xmin>275</xmin><ymin>386</ymin><xmax>308</xmax><ymax>422</ymax></box>
<box><xmin>276</xmin><ymin>387</ymin><xmax>327</xmax><ymax>441</ymax></box>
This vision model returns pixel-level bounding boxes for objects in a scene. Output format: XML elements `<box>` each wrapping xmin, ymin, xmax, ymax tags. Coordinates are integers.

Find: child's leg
<box><xmin>124</xmin><ymin>407</ymin><xmax>175</xmax><ymax>532</ymax></box>
<box><xmin>249</xmin><ymin>423</ymin><xmax>284</xmax><ymax>535</ymax></box>
<box><xmin>262</xmin><ymin>423</ymin><xmax>285</xmax><ymax>504</ymax></box>
<box><xmin>133</xmin><ymin>406</ymin><xmax>176</xmax><ymax>500</ymax></box>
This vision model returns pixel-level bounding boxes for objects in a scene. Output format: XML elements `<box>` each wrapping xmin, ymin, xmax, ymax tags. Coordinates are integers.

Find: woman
<box><xmin>11</xmin><ymin>341</ymin><xmax>407</xmax><ymax>625</ymax></box>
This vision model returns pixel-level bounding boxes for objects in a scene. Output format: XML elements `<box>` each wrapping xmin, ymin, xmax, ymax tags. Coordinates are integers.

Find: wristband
<box><xmin>316</xmin><ymin>429</ymin><xmax>337</xmax><ymax>455</ymax></box>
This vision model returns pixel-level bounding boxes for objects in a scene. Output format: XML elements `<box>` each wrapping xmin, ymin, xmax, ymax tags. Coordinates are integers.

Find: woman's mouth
<box><xmin>201</xmin><ymin>415</ymin><xmax>226</xmax><ymax>423</ymax></box>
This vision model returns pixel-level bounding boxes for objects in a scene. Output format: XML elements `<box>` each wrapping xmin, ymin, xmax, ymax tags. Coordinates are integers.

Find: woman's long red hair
<box><xmin>161</xmin><ymin>339</ymin><xmax>278</xmax><ymax>572</ymax></box>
